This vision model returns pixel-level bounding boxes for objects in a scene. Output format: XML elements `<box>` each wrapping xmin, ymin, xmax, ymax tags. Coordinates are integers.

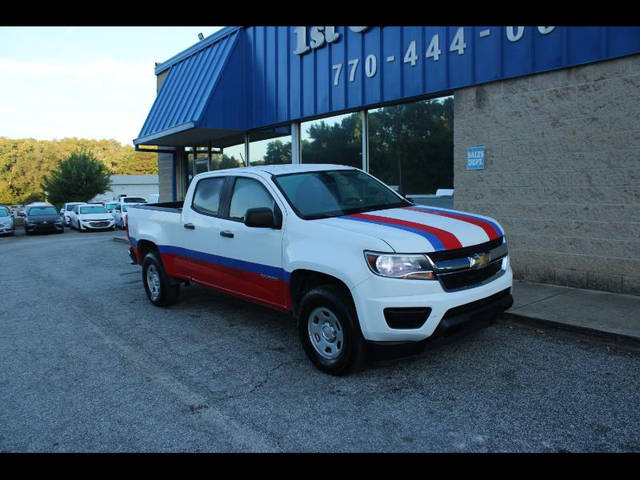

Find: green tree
<box><xmin>42</xmin><ymin>148</ymin><xmax>111</xmax><ymax>207</ymax></box>
<box><xmin>262</xmin><ymin>139</ymin><xmax>291</xmax><ymax>165</ymax></box>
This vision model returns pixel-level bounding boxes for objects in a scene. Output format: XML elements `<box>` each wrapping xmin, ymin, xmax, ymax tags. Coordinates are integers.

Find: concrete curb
<box><xmin>497</xmin><ymin>311</ymin><xmax>640</xmax><ymax>351</ymax></box>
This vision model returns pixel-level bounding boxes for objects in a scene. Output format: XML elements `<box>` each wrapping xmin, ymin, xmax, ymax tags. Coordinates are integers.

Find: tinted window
<box><xmin>123</xmin><ymin>197</ymin><xmax>146</xmax><ymax>203</ymax></box>
<box><xmin>0</xmin><ymin>207</ymin><xmax>8</xmax><ymax>217</ymax></box>
<box><xmin>80</xmin><ymin>206</ymin><xmax>108</xmax><ymax>214</ymax></box>
<box><xmin>229</xmin><ymin>178</ymin><xmax>275</xmax><ymax>221</ymax></box>
<box><xmin>192</xmin><ymin>177</ymin><xmax>225</xmax><ymax>216</ymax></box>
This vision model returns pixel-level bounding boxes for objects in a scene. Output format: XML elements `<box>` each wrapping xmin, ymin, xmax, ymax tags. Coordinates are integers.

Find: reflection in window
<box><xmin>220</xmin><ymin>143</ymin><xmax>245</xmax><ymax>170</ymax></box>
<box><xmin>301</xmin><ymin>112</ymin><xmax>362</xmax><ymax>168</ymax></box>
<box><xmin>186</xmin><ymin>147</ymin><xmax>211</xmax><ymax>187</ymax></box>
<box><xmin>192</xmin><ymin>177</ymin><xmax>225</xmax><ymax>216</ymax></box>
<box><xmin>249</xmin><ymin>125</ymin><xmax>292</xmax><ymax>166</ymax></box>
<box><xmin>368</xmin><ymin>97</ymin><xmax>453</xmax><ymax>196</ymax></box>
<box><xmin>229</xmin><ymin>177</ymin><xmax>275</xmax><ymax>221</ymax></box>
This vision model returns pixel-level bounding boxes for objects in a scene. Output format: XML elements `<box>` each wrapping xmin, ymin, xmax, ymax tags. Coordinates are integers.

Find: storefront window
<box><xmin>368</xmin><ymin>97</ymin><xmax>453</xmax><ymax>198</ymax></box>
<box><xmin>249</xmin><ymin>125</ymin><xmax>292</xmax><ymax>166</ymax></box>
<box><xmin>301</xmin><ymin>112</ymin><xmax>362</xmax><ymax>168</ymax></box>
<box><xmin>220</xmin><ymin>143</ymin><xmax>246</xmax><ymax>169</ymax></box>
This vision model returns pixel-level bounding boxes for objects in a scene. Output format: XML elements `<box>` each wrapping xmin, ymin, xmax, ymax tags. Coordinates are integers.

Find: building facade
<box><xmin>91</xmin><ymin>174</ymin><xmax>159</xmax><ymax>204</ymax></box>
<box><xmin>134</xmin><ymin>26</ymin><xmax>640</xmax><ymax>295</ymax></box>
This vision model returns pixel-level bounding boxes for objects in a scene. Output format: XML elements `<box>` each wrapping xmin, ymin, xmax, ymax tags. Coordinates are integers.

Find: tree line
<box><xmin>0</xmin><ymin>137</ymin><xmax>157</xmax><ymax>204</ymax></box>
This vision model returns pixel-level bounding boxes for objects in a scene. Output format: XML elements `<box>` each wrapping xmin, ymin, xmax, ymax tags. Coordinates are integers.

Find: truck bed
<box><xmin>129</xmin><ymin>201</ymin><xmax>184</xmax><ymax>213</ymax></box>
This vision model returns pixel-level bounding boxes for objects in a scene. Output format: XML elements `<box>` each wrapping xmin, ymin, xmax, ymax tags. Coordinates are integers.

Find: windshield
<box><xmin>123</xmin><ymin>197</ymin><xmax>146</xmax><ymax>203</ymax></box>
<box><xmin>0</xmin><ymin>207</ymin><xmax>8</xmax><ymax>217</ymax></box>
<box><xmin>105</xmin><ymin>203</ymin><xmax>118</xmax><ymax>209</ymax></box>
<box><xmin>273</xmin><ymin>169</ymin><xmax>410</xmax><ymax>220</ymax></box>
<box><xmin>27</xmin><ymin>206</ymin><xmax>58</xmax><ymax>216</ymax></box>
<box><xmin>79</xmin><ymin>206</ymin><xmax>108</xmax><ymax>214</ymax></box>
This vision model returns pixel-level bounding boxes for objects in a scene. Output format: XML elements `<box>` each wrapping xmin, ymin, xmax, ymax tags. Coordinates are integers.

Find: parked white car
<box><xmin>0</xmin><ymin>206</ymin><xmax>14</xmax><ymax>236</ymax></box>
<box><xmin>119</xmin><ymin>196</ymin><xmax>147</xmax><ymax>206</ymax></box>
<box><xmin>61</xmin><ymin>202</ymin><xmax>85</xmax><ymax>226</ymax></box>
<box><xmin>71</xmin><ymin>204</ymin><xmax>115</xmax><ymax>231</ymax></box>
<box><xmin>104</xmin><ymin>202</ymin><xmax>119</xmax><ymax>214</ymax></box>
<box><xmin>112</xmin><ymin>203</ymin><xmax>139</xmax><ymax>229</ymax></box>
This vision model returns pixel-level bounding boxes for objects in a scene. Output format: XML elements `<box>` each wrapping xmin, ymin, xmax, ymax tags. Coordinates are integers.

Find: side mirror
<box><xmin>244</xmin><ymin>207</ymin><xmax>280</xmax><ymax>229</ymax></box>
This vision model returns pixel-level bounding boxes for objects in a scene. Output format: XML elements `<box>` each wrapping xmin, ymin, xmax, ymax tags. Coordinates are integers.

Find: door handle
<box><xmin>220</xmin><ymin>230</ymin><xmax>234</xmax><ymax>238</ymax></box>
<box><xmin>184</xmin><ymin>223</ymin><xmax>195</xmax><ymax>230</ymax></box>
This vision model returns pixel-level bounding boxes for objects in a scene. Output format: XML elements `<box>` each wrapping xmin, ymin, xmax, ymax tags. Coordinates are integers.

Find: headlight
<box><xmin>364</xmin><ymin>251</ymin><xmax>435</xmax><ymax>280</ymax></box>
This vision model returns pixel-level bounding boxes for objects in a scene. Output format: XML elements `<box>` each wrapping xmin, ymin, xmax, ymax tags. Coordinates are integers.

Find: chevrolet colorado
<box><xmin>127</xmin><ymin>164</ymin><xmax>513</xmax><ymax>375</ymax></box>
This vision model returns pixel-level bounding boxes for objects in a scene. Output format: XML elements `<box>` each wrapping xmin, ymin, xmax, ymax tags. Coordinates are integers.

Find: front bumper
<box><xmin>352</xmin><ymin>256</ymin><xmax>513</xmax><ymax>343</ymax></box>
<box><xmin>25</xmin><ymin>223</ymin><xmax>63</xmax><ymax>233</ymax></box>
<box><xmin>81</xmin><ymin>220</ymin><xmax>115</xmax><ymax>230</ymax></box>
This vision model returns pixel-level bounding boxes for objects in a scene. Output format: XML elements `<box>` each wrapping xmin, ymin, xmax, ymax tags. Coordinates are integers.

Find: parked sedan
<box><xmin>104</xmin><ymin>202</ymin><xmax>119</xmax><ymax>214</ymax></box>
<box><xmin>72</xmin><ymin>204</ymin><xmax>115</xmax><ymax>232</ymax></box>
<box><xmin>24</xmin><ymin>205</ymin><xmax>64</xmax><ymax>235</ymax></box>
<box><xmin>61</xmin><ymin>202</ymin><xmax>85</xmax><ymax>226</ymax></box>
<box><xmin>0</xmin><ymin>206</ymin><xmax>15</xmax><ymax>236</ymax></box>
<box><xmin>112</xmin><ymin>203</ymin><xmax>137</xmax><ymax>229</ymax></box>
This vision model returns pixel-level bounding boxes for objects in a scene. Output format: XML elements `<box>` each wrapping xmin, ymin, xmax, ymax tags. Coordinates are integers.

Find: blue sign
<box><xmin>467</xmin><ymin>146</ymin><xmax>485</xmax><ymax>170</ymax></box>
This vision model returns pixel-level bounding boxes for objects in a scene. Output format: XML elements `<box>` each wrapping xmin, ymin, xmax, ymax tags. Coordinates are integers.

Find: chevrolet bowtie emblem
<box><xmin>469</xmin><ymin>252</ymin><xmax>490</xmax><ymax>269</ymax></box>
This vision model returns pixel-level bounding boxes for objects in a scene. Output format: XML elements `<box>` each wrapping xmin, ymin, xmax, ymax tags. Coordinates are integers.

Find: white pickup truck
<box><xmin>127</xmin><ymin>164</ymin><xmax>513</xmax><ymax>375</ymax></box>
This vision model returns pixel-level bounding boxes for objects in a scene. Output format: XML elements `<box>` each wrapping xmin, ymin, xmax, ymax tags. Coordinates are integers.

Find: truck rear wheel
<box><xmin>142</xmin><ymin>252</ymin><xmax>180</xmax><ymax>307</ymax></box>
<box><xmin>297</xmin><ymin>285</ymin><xmax>367</xmax><ymax>376</ymax></box>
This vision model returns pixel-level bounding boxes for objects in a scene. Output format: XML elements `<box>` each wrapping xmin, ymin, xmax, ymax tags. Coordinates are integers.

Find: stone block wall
<box><xmin>454</xmin><ymin>54</ymin><xmax>640</xmax><ymax>295</ymax></box>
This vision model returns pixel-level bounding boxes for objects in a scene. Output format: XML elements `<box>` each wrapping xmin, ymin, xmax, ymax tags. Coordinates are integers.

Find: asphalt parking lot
<box><xmin>1</xmin><ymin>226</ymin><xmax>639</xmax><ymax>452</ymax></box>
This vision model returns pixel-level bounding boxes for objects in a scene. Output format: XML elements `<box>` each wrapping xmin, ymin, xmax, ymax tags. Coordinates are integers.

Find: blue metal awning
<box><xmin>134</xmin><ymin>28</ymin><xmax>242</xmax><ymax>147</ymax></box>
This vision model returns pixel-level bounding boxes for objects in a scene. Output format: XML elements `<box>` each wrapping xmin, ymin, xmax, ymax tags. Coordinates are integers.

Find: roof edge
<box><xmin>133</xmin><ymin>121</ymin><xmax>195</xmax><ymax>146</ymax></box>
<box><xmin>155</xmin><ymin>26</ymin><xmax>242</xmax><ymax>75</ymax></box>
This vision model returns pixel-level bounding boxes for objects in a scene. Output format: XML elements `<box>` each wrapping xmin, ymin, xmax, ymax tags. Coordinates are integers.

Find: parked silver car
<box><xmin>0</xmin><ymin>206</ymin><xmax>15</xmax><ymax>236</ymax></box>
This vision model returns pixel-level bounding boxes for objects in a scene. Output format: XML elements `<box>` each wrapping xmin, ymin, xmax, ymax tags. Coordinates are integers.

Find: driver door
<box><xmin>213</xmin><ymin>175</ymin><xmax>287</xmax><ymax>310</ymax></box>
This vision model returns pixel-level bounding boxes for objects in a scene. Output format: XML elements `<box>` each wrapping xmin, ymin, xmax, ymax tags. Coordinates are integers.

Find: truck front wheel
<box><xmin>297</xmin><ymin>285</ymin><xmax>367</xmax><ymax>376</ymax></box>
<box><xmin>142</xmin><ymin>252</ymin><xmax>180</xmax><ymax>307</ymax></box>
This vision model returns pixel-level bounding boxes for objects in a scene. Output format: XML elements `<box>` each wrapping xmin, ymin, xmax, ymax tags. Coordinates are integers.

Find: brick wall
<box><xmin>454</xmin><ymin>54</ymin><xmax>640</xmax><ymax>295</ymax></box>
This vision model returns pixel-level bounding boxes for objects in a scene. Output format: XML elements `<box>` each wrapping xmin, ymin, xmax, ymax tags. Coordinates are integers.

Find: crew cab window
<box><xmin>228</xmin><ymin>177</ymin><xmax>275</xmax><ymax>222</ymax></box>
<box><xmin>192</xmin><ymin>176</ymin><xmax>225</xmax><ymax>216</ymax></box>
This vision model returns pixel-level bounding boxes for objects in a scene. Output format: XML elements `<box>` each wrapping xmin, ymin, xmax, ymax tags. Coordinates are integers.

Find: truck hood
<box><xmin>317</xmin><ymin>205</ymin><xmax>504</xmax><ymax>253</ymax></box>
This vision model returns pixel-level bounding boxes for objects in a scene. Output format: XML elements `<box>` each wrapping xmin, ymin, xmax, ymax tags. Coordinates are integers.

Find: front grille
<box><xmin>428</xmin><ymin>237</ymin><xmax>503</xmax><ymax>263</ymax></box>
<box><xmin>428</xmin><ymin>236</ymin><xmax>506</xmax><ymax>291</ymax></box>
<box><xmin>90</xmin><ymin>221</ymin><xmax>109</xmax><ymax>227</ymax></box>
<box><xmin>437</xmin><ymin>260</ymin><xmax>503</xmax><ymax>291</ymax></box>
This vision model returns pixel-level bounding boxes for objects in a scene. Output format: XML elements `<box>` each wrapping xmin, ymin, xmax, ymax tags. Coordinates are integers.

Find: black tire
<box><xmin>142</xmin><ymin>252</ymin><xmax>180</xmax><ymax>307</ymax></box>
<box><xmin>297</xmin><ymin>284</ymin><xmax>367</xmax><ymax>376</ymax></box>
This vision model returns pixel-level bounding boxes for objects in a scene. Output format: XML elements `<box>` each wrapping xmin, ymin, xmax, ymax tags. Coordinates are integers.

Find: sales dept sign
<box><xmin>467</xmin><ymin>147</ymin><xmax>485</xmax><ymax>170</ymax></box>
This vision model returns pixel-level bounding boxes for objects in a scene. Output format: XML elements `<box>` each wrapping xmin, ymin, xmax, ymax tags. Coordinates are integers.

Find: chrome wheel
<box><xmin>146</xmin><ymin>264</ymin><xmax>161</xmax><ymax>301</ymax></box>
<box><xmin>308</xmin><ymin>307</ymin><xmax>344</xmax><ymax>360</ymax></box>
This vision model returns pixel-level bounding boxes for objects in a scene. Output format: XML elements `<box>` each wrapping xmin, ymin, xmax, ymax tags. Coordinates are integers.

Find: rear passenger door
<box><xmin>179</xmin><ymin>175</ymin><xmax>227</xmax><ymax>286</ymax></box>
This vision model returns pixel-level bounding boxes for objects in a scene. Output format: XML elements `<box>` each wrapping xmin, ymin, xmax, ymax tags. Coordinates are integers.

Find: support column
<box><xmin>291</xmin><ymin>122</ymin><xmax>301</xmax><ymax>164</ymax></box>
<box><xmin>361</xmin><ymin>110</ymin><xmax>369</xmax><ymax>172</ymax></box>
<box><xmin>244</xmin><ymin>133</ymin><xmax>250</xmax><ymax>166</ymax></box>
